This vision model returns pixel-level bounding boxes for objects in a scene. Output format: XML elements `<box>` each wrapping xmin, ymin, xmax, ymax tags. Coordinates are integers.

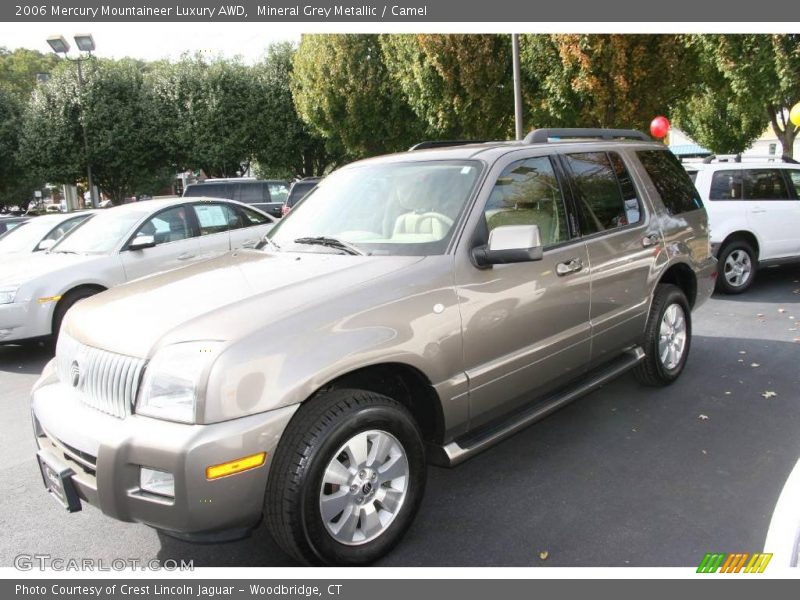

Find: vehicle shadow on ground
<box><xmin>713</xmin><ymin>263</ymin><xmax>800</xmax><ymax>304</ymax></box>
<box><xmin>0</xmin><ymin>342</ymin><xmax>52</xmax><ymax>375</ymax></box>
<box><xmin>155</xmin><ymin>333</ymin><xmax>800</xmax><ymax>567</ymax></box>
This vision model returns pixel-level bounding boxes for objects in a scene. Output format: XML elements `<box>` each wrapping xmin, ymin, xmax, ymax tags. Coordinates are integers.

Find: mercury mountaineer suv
<box><xmin>31</xmin><ymin>129</ymin><xmax>716</xmax><ymax>565</ymax></box>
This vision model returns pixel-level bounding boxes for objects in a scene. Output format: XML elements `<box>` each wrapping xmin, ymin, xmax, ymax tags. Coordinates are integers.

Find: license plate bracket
<box><xmin>36</xmin><ymin>450</ymin><xmax>82</xmax><ymax>513</ymax></box>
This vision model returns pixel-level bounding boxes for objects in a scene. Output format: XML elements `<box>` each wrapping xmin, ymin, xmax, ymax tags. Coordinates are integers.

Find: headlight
<box><xmin>136</xmin><ymin>341</ymin><xmax>222</xmax><ymax>423</ymax></box>
<box><xmin>0</xmin><ymin>288</ymin><xmax>18</xmax><ymax>305</ymax></box>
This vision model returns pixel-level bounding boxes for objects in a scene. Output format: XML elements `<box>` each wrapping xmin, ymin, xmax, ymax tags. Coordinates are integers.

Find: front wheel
<box><xmin>634</xmin><ymin>284</ymin><xmax>692</xmax><ymax>387</ymax></box>
<box><xmin>265</xmin><ymin>389</ymin><xmax>426</xmax><ymax>565</ymax></box>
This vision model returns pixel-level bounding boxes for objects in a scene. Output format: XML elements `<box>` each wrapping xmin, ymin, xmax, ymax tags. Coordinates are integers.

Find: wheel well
<box><xmin>659</xmin><ymin>263</ymin><xmax>698</xmax><ymax>308</ymax></box>
<box><xmin>52</xmin><ymin>285</ymin><xmax>107</xmax><ymax>326</ymax></box>
<box><xmin>721</xmin><ymin>231</ymin><xmax>760</xmax><ymax>260</ymax></box>
<box><xmin>316</xmin><ymin>363</ymin><xmax>444</xmax><ymax>444</ymax></box>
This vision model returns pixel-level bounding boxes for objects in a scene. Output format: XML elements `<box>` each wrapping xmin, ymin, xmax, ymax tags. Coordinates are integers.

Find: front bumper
<box><xmin>31</xmin><ymin>370</ymin><xmax>298</xmax><ymax>538</ymax></box>
<box><xmin>0</xmin><ymin>299</ymin><xmax>53</xmax><ymax>343</ymax></box>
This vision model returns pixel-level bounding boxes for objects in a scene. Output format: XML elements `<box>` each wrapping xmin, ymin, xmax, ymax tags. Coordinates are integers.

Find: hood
<box><xmin>0</xmin><ymin>252</ymin><xmax>103</xmax><ymax>289</ymax></box>
<box><xmin>65</xmin><ymin>250</ymin><xmax>424</xmax><ymax>358</ymax></box>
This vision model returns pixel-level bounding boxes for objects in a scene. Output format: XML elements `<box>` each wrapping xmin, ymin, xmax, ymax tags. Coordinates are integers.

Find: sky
<box><xmin>1</xmin><ymin>23</ymin><xmax>300</xmax><ymax>63</ymax></box>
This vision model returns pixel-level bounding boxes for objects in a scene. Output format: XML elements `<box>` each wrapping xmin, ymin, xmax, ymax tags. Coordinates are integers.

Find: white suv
<box><xmin>686</xmin><ymin>158</ymin><xmax>800</xmax><ymax>293</ymax></box>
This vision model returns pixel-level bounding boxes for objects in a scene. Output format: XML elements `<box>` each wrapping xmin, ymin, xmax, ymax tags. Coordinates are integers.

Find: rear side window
<box><xmin>238</xmin><ymin>206</ymin><xmax>271</xmax><ymax>226</ymax></box>
<box><xmin>194</xmin><ymin>203</ymin><xmax>237</xmax><ymax>235</ymax></box>
<box><xmin>636</xmin><ymin>150</ymin><xmax>703</xmax><ymax>214</ymax></box>
<box><xmin>286</xmin><ymin>182</ymin><xmax>318</xmax><ymax>208</ymax></box>
<box><xmin>564</xmin><ymin>152</ymin><xmax>642</xmax><ymax>234</ymax></box>
<box><xmin>710</xmin><ymin>170</ymin><xmax>742</xmax><ymax>200</ymax></box>
<box><xmin>742</xmin><ymin>169</ymin><xmax>790</xmax><ymax>200</ymax></box>
<box><xmin>268</xmin><ymin>183</ymin><xmax>289</xmax><ymax>203</ymax></box>
<box><xmin>237</xmin><ymin>183</ymin><xmax>268</xmax><ymax>204</ymax></box>
<box><xmin>184</xmin><ymin>183</ymin><xmax>233</xmax><ymax>199</ymax></box>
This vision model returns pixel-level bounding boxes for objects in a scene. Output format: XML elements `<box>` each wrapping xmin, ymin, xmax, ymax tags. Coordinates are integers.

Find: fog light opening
<box><xmin>139</xmin><ymin>467</ymin><xmax>175</xmax><ymax>498</ymax></box>
<box><xmin>206</xmin><ymin>452</ymin><xmax>266</xmax><ymax>480</ymax></box>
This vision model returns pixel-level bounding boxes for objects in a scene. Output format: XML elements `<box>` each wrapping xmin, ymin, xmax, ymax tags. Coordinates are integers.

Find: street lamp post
<box><xmin>511</xmin><ymin>34</ymin><xmax>524</xmax><ymax>141</ymax></box>
<box><xmin>46</xmin><ymin>34</ymin><xmax>98</xmax><ymax>209</ymax></box>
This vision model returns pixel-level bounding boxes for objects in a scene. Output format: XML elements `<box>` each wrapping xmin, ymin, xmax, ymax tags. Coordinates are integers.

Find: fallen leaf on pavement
<box><xmin>539</xmin><ymin>551</ymin><xmax>549</xmax><ymax>561</ymax></box>
<box><xmin>750</xmin><ymin>363</ymin><xmax>760</xmax><ymax>368</ymax></box>
<box><xmin>762</xmin><ymin>391</ymin><xmax>777</xmax><ymax>399</ymax></box>
<box><xmin>698</xmin><ymin>414</ymin><xmax>709</xmax><ymax>420</ymax></box>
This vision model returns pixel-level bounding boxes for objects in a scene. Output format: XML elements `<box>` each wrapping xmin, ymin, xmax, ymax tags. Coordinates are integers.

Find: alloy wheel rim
<box><xmin>724</xmin><ymin>250</ymin><xmax>752</xmax><ymax>287</ymax></box>
<box><xmin>319</xmin><ymin>429</ymin><xmax>409</xmax><ymax>546</ymax></box>
<box><xmin>658</xmin><ymin>303</ymin><xmax>687</xmax><ymax>370</ymax></box>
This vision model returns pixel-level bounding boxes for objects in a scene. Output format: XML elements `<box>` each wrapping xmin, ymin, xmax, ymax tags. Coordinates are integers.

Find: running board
<box><xmin>428</xmin><ymin>347</ymin><xmax>645</xmax><ymax>467</ymax></box>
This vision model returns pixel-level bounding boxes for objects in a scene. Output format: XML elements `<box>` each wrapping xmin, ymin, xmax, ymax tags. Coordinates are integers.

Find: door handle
<box><xmin>642</xmin><ymin>233</ymin><xmax>660</xmax><ymax>247</ymax></box>
<box><xmin>556</xmin><ymin>258</ymin><xmax>583</xmax><ymax>276</ymax></box>
<box><xmin>177</xmin><ymin>253</ymin><xmax>195</xmax><ymax>261</ymax></box>
<box><xmin>751</xmin><ymin>207</ymin><xmax>767</xmax><ymax>214</ymax></box>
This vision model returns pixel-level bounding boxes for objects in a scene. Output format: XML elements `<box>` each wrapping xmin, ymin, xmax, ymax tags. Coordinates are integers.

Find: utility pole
<box><xmin>512</xmin><ymin>34</ymin><xmax>524</xmax><ymax>141</ymax></box>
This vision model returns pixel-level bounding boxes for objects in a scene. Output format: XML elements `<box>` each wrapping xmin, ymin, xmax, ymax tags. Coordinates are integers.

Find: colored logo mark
<box><xmin>697</xmin><ymin>552</ymin><xmax>772</xmax><ymax>573</ymax></box>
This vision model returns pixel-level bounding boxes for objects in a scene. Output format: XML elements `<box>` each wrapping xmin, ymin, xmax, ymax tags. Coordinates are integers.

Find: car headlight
<box><xmin>136</xmin><ymin>341</ymin><xmax>223</xmax><ymax>423</ymax></box>
<box><xmin>0</xmin><ymin>288</ymin><xmax>18</xmax><ymax>305</ymax></box>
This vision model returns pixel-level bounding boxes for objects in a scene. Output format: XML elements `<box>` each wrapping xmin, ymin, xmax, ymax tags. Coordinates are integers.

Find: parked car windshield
<box><xmin>0</xmin><ymin>215</ymin><xmax>86</xmax><ymax>253</ymax></box>
<box><xmin>50</xmin><ymin>208</ymin><xmax>149</xmax><ymax>255</ymax></box>
<box><xmin>268</xmin><ymin>161</ymin><xmax>482</xmax><ymax>256</ymax></box>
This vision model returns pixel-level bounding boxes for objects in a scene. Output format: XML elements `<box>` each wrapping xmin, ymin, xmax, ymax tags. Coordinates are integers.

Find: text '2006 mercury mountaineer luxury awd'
<box><xmin>31</xmin><ymin>129</ymin><xmax>717</xmax><ymax>565</ymax></box>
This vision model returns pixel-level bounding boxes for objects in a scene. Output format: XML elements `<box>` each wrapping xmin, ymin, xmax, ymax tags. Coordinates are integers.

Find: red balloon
<box><xmin>650</xmin><ymin>116</ymin><xmax>670</xmax><ymax>139</ymax></box>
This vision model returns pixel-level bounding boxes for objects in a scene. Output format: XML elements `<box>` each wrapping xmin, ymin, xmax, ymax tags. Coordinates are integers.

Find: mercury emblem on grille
<box><xmin>70</xmin><ymin>360</ymin><xmax>81</xmax><ymax>388</ymax></box>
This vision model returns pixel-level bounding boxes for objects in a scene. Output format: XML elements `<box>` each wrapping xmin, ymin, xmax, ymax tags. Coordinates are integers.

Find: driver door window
<box><xmin>484</xmin><ymin>156</ymin><xmax>569</xmax><ymax>247</ymax></box>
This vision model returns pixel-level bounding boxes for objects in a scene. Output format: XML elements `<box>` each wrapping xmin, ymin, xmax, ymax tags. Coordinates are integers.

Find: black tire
<box><xmin>51</xmin><ymin>288</ymin><xmax>102</xmax><ymax>346</ymax></box>
<box><xmin>265</xmin><ymin>388</ymin><xmax>426</xmax><ymax>566</ymax></box>
<box><xmin>634</xmin><ymin>284</ymin><xmax>692</xmax><ymax>387</ymax></box>
<box><xmin>716</xmin><ymin>240</ymin><xmax>757</xmax><ymax>294</ymax></box>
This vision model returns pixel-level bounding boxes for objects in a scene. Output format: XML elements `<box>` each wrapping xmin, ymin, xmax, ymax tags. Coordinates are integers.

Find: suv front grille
<box><xmin>56</xmin><ymin>333</ymin><xmax>145</xmax><ymax>419</ymax></box>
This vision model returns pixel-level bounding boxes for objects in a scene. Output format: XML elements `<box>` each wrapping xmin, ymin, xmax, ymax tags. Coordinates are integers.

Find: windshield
<box><xmin>268</xmin><ymin>161</ymin><xmax>482</xmax><ymax>256</ymax></box>
<box><xmin>0</xmin><ymin>216</ymin><xmax>73</xmax><ymax>253</ymax></box>
<box><xmin>51</xmin><ymin>209</ymin><xmax>148</xmax><ymax>254</ymax></box>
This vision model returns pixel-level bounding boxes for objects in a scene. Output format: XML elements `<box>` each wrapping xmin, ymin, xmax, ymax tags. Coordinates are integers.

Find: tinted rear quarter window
<box><xmin>184</xmin><ymin>183</ymin><xmax>233</xmax><ymax>199</ymax></box>
<box><xmin>237</xmin><ymin>182</ymin><xmax>268</xmax><ymax>203</ymax></box>
<box><xmin>637</xmin><ymin>150</ymin><xmax>703</xmax><ymax>214</ymax></box>
<box><xmin>286</xmin><ymin>182</ymin><xmax>318</xmax><ymax>207</ymax></box>
<box><xmin>709</xmin><ymin>170</ymin><xmax>742</xmax><ymax>200</ymax></box>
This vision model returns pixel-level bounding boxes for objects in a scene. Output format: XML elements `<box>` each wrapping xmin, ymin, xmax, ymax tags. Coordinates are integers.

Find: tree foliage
<box><xmin>688</xmin><ymin>34</ymin><xmax>800</xmax><ymax>158</ymax></box>
<box><xmin>520</xmin><ymin>35</ymin><xmax>698</xmax><ymax>132</ymax></box>
<box><xmin>291</xmin><ymin>34</ymin><xmax>424</xmax><ymax>158</ymax></box>
<box><xmin>380</xmin><ymin>34</ymin><xmax>514</xmax><ymax>139</ymax></box>
<box><xmin>0</xmin><ymin>47</ymin><xmax>60</xmax><ymax>102</ymax></box>
<box><xmin>251</xmin><ymin>42</ymin><xmax>344</xmax><ymax>178</ymax></box>
<box><xmin>21</xmin><ymin>59</ymin><xmax>172</xmax><ymax>203</ymax></box>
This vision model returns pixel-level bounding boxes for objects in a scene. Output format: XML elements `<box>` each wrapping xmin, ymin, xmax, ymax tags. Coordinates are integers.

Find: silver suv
<box><xmin>31</xmin><ymin>129</ymin><xmax>716</xmax><ymax>565</ymax></box>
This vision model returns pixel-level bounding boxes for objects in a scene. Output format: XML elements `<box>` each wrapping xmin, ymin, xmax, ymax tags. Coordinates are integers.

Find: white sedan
<box><xmin>0</xmin><ymin>211</ymin><xmax>95</xmax><ymax>254</ymax></box>
<box><xmin>0</xmin><ymin>197</ymin><xmax>273</xmax><ymax>344</ymax></box>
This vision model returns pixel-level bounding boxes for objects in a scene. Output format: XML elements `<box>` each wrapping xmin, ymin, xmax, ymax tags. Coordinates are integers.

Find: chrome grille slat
<box><xmin>55</xmin><ymin>333</ymin><xmax>144</xmax><ymax>419</ymax></box>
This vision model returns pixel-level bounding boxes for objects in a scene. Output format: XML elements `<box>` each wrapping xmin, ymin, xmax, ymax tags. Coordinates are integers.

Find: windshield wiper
<box><xmin>293</xmin><ymin>236</ymin><xmax>364</xmax><ymax>256</ymax></box>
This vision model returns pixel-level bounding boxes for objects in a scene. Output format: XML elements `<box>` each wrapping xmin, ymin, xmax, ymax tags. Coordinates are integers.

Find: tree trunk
<box><xmin>768</xmin><ymin>105</ymin><xmax>798</xmax><ymax>160</ymax></box>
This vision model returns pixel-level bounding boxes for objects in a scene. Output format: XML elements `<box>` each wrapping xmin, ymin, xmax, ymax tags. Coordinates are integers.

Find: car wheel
<box><xmin>265</xmin><ymin>388</ymin><xmax>426</xmax><ymax>566</ymax></box>
<box><xmin>717</xmin><ymin>241</ymin><xmax>756</xmax><ymax>294</ymax></box>
<box><xmin>634</xmin><ymin>284</ymin><xmax>692</xmax><ymax>387</ymax></box>
<box><xmin>52</xmin><ymin>288</ymin><xmax>102</xmax><ymax>347</ymax></box>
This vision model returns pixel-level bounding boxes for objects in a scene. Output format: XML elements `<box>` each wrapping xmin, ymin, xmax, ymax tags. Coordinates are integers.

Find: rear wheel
<box><xmin>265</xmin><ymin>389</ymin><xmax>426</xmax><ymax>565</ymax></box>
<box><xmin>717</xmin><ymin>241</ymin><xmax>756</xmax><ymax>294</ymax></box>
<box><xmin>634</xmin><ymin>284</ymin><xmax>691</xmax><ymax>387</ymax></box>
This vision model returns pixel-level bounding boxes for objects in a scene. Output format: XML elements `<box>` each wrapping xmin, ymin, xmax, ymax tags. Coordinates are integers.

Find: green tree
<box><xmin>291</xmin><ymin>34</ymin><xmax>424</xmax><ymax>158</ymax></box>
<box><xmin>672</xmin><ymin>41</ymin><xmax>766</xmax><ymax>154</ymax></box>
<box><xmin>149</xmin><ymin>54</ymin><xmax>265</xmax><ymax>177</ymax></box>
<box><xmin>520</xmin><ymin>35</ymin><xmax>698</xmax><ymax>132</ymax></box>
<box><xmin>251</xmin><ymin>42</ymin><xmax>344</xmax><ymax>178</ymax></box>
<box><xmin>21</xmin><ymin>58</ymin><xmax>172</xmax><ymax>204</ymax></box>
<box><xmin>0</xmin><ymin>47</ymin><xmax>60</xmax><ymax>102</ymax></box>
<box><xmin>690</xmin><ymin>34</ymin><xmax>800</xmax><ymax>158</ymax></box>
<box><xmin>380</xmin><ymin>34</ymin><xmax>514</xmax><ymax>139</ymax></box>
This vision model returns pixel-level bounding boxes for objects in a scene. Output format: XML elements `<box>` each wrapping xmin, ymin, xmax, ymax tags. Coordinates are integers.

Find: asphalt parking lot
<box><xmin>1</xmin><ymin>265</ymin><xmax>799</xmax><ymax>568</ymax></box>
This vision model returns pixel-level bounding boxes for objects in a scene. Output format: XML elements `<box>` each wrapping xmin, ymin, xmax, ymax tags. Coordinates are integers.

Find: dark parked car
<box><xmin>281</xmin><ymin>177</ymin><xmax>322</xmax><ymax>216</ymax></box>
<box><xmin>183</xmin><ymin>179</ymin><xmax>289</xmax><ymax>219</ymax></box>
<box><xmin>0</xmin><ymin>216</ymin><xmax>31</xmax><ymax>236</ymax></box>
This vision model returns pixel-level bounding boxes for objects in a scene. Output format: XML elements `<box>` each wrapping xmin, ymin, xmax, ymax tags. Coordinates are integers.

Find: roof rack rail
<box><xmin>524</xmin><ymin>128</ymin><xmax>651</xmax><ymax>144</ymax></box>
<box><xmin>408</xmin><ymin>140</ymin><xmax>489</xmax><ymax>151</ymax></box>
<box><xmin>702</xmin><ymin>153</ymin><xmax>798</xmax><ymax>164</ymax></box>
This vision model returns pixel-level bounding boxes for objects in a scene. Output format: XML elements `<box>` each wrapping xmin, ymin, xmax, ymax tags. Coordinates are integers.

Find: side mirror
<box><xmin>128</xmin><ymin>234</ymin><xmax>156</xmax><ymax>251</ymax></box>
<box><xmin>36</xmin><ymin>238</ymin><xmax>56</xmax><ymax>252</ymax></box>
<box><xmin>471</xmin><ymin>224</ymin><xmax>544</xmax><ymax>268</ymax></box>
